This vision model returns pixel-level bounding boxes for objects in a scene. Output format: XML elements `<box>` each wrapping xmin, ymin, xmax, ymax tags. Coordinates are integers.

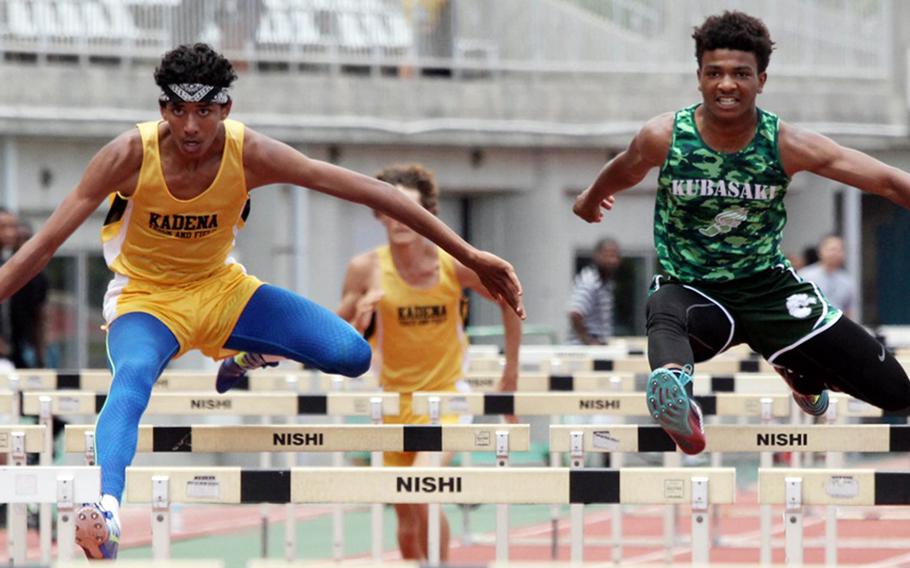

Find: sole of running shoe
<box><xmin>793</xmin><ymin>390</ymin><xmax>829</xmax><ymax>416</ymax></box>
<box><xmin>647</xmin><ymin>369</ymin><xmax>705</xmax><ymax>455</ymax></box>
<box><xmin>75</xmin><ymin>505</ymin><xmax>109</xmax><ymax>559</ymax></box>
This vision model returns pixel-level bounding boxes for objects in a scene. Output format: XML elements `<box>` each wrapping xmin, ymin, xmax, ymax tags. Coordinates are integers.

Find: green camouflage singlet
<box><xmin>654</xmin><ymin>104</ymin><xmax>791</xmax><ymax>282</ymax></box>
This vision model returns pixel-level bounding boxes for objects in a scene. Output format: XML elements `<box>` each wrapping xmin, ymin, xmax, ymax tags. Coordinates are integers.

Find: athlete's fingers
<box><xmin>501</xmin><ymin>268</ymin><xmax>525</xmax><ymax>319</ymax></box>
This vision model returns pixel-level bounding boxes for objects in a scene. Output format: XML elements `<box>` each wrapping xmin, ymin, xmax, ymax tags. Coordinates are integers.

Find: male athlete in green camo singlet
<box><xmin>573</xmin><ymin>11</ymin><xmax>910</xmax><ymax>455</ymax></box>
<box><xmin>655</xmin><ymin>105</ymin><xmax>789</xmax><ymax>282</ymax></box>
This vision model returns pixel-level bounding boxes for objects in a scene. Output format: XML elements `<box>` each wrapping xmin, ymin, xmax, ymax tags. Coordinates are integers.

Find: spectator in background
<box><xmin>9</xmin><ymin>221</ymin><xmax>48</xmax><ymax>368</ymax></box>
<box><xmin>799</xmin><ymin>234</ymin><xmax>856</xmax><ymax>319</ymax></box>
<box><xmin>567</xmin><ymin>238</ymin><xmax>621</xmax><ymax>345</ymax></box>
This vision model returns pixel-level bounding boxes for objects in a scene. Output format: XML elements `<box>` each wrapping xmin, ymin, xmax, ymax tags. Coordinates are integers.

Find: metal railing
<box><xmin>0</xmin><ymin>0</ymin><xmax>893</xmax><ymax>78</ymax></box>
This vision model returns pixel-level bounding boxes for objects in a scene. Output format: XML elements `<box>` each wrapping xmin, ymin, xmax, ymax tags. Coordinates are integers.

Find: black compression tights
<box><xmin>645</xmin><ymin>284</ymin><xmax>910</xmax><ymax>412</ymax></box>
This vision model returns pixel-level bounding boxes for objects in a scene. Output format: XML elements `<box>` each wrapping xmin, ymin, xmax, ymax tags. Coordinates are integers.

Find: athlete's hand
<box><xmin>352</xmin><ymin>288</ymin><xmax>383</xmax><ymax>333</ymax></box>
<box><xmin>470</xmin><ymin>251</ymin><xmax>525</xmax><ymax>319</ymax></box>
<box><xmin>573</xmin><ymin>190</ymin><xmax>615</xmax><ymax>223</ymax></box>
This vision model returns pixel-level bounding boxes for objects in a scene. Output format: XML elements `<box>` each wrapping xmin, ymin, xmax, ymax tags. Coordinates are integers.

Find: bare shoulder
<box><xmin>87</xmin><ymin>128</ymin><xmax>144</xmax><ymax>197</ymax></box>
<box><xmin>640</xmin><ymin>112</ymin><xmax>675</xmax><ymax>141</ymax></box>
<box><xmin>346</xmin><ymin>249</ymin><xmax>380</xmax><ymax>281</ymax></box>
<box><xmin>241</xmin><ymin>126</ymin><xmax>271</xmax><ymax>164</ymax></box>
<box><xmin>242</xmin><ymin>126</ymin><xmax>312</xmax><ymax>189</ymax></box>
<box><xmin>105</xmin><ymin>128</ymin><xmax>144</xmax><ymax>169</ymax></box>
<box><xmin>634</xmin><ymin>112</ymin><xmax>675</xmax><ymax>163</ymax></box>
<box><xmin>778</xmin><ymin>120</ymin><xmax>838</xmax><ymax>175</ymax></box>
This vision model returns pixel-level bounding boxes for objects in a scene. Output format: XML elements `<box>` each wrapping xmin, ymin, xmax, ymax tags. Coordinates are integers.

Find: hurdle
<box><xmin>71</xmin><ymin>424</ymin><xmax>528</xmax><ymax>562</ymax></box>
<box><xmin>461</xmin><ymin>370</ymin><xmax>797</xmax><ymax>395</ymax></box>
<box><xmin>64</xmin><ymin>423</ymin><xmax>529</xmax><ymax>459</ymax></box>
<box><xmin>550</xmin><ymin>421</ymin><xmax>910</xmax><ymax>562</ymax></box>
<box><xmin>2</xmin><ymin>394</ymin><xmax>57</xmax><ymax>564</ymax></box>
<box><xmin>125</xmin><ymin>466</ymin><xmax>735</xmax><ymax>565</ymax></box>
<box><xmin>21</xmin><ymin>391</ymin><xmax>399</xmax><ymax>417</ymax></box>
<box><xmin>0</xmin><ymin>466</ymin><xmax>100</xmax><ymax>563</ymax></box>
<box><xmin>1</xmin><ymin>425</ymin><xmax>48</xmax><ymax>565</ymax></box>
<box><xmin>1</xmin><ymin>369</ymin><xmax>378</xmax><ymax>393</ymax></box>
<box><xmin>412</xmin><ymin>390</ymin><xmax>790</xmax><ymax>560</ymax></box>
<box><xmin>549</xmin><ymin>424</ymin><xmax>910</xmax><ymax>454</ymax></box>
<box><xmin>411</xmin><ymin>392</ymin><xmax>793</xmax><ymax>418</ymax></box>
<box><xmin>24</xmin><ymin>390</ymin><xmax>398</xmax><ymax>561</ymax></box>
<box><xmin>0</xmin><ymin>390</ymin><xmax>13</xmax><ymax>416</ymax></box>
<box><xmin>468</xmin><ymin>350</ymin><xmax>770</xmax><ymax>375</ymax></box>
<box><xmin>759</xmin><ymin>468</ymin><xmax>910</xmax><ymax>565</ymax></box>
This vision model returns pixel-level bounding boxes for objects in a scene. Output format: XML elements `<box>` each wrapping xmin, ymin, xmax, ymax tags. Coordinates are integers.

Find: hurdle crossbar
<box><xmin>759</xmin><ymin>468</ymin><xmax>910</xmax><ymax>565</ymax></box>
<box><xmin>126</xmin><ymin>466</ymin><xmax>735</xmax><ymax>505</ymax></box>
<box><xmin>0</xmin><ymin>390</ymin><xmax>12</xmax><ymax>414</ymax></box>
<box><xmin>65</xmin><ymin>424</ymin><xmax>529</xmax><ymax>453</ymax></box>
<box><xmin>128</xmin><ymin>467</ymin><xmax>733</xmax><ymax>564</ymax></box>
<box><xmin>22</xmin><ymin>391</ymin><xmax>399</xmax><ymax>416</ymax></box>
<box><xmin>0</xmin><ymin>425</ymin><xmax>47</xmax><ymax>453</ymax></box>
<box><xmin>411</xmin><ymin>392</ymin><xmax>791</xmax><ymax>417</ymax></box>
<box><xmin>461</xmin><ymin>371</ymin><xmax>794</xmax><ymax>394</ymax></box>
<box><xmin>550</xmin><ymin>424</ymin><xmax>910</xmax><ymax>453</ymax></box>
<box><xmin>759</xmin><ymin>468</ymin><xmax>910</xmax><ymax>507</ymax></box>
<box><xmin>829</xmin><ymin>393</ymin><xmax>910</xmax><ymax>417</ymax></box>
<box><xmin>1</xmin><ymin>369</ymin><xmax>378</xmax><ymax>392</ymax></box>
<box><xmin>464</xmin><ymin>371</ymin><xmax>636</xmax><ymax>392</ymax></box>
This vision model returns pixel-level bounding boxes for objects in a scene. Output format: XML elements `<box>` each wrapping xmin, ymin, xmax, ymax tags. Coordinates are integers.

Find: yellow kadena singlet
<box><xmin>101</xmin><ymin>119</ymin><xmax>262</xmax><ymax>359</ymax></box>
<box><xmin>374</xmin><ymin>244</ymin><xmax>469</xmax><ymax>466</ymax></box>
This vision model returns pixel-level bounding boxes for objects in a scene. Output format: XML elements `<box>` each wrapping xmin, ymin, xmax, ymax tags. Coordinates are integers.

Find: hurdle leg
<box><xmin>759</xmin><ymin>398</ymin><xmax>774</xmax><ymax>565</ymax></box>
<box><xmin>662</xmin><ymin>451</ymin><xmax>681</xmax><ymax>564</ymax></box>
<box><xmin>548</xmin><ymin>448</ymin><xmax>560</xmax><ymax>559</ymax></box>
<box><xmin>427</xmin><ymin>397</ymin><xmax>442</xmax><ymax>566</ymax></box>
<box><xmin>789</xmin><ymin>399</ymin><xmax>803</xmax><ymax>468</ymax></box>
<box><xmin>8</xmin><ymin>432</ymin><xmax>27</xmax><ymax>565</ymax></box>
<box><xmin>152</xmin><ymin>475</ymin><xmax>171</xmax><ymax>560</ymax></box>
<box><xmin>369</xmin><ymin>397</ymin><xmax>384</xmax><ymax>563</ymax></box>
<box><xmin>56</xmin><ymin>475</ymin><xmax>76</xmax><ymax>562</ymax></box>
<box><xmin>9</xmin><ymin>502</ymin><xmax>27</xmax><ymax>564</ymax></box>
<box><xmin>784</xmin><ymin>477</ymin><xmax>803</xmax><ymax>566</ymax></box>
<box><xmin>709</xmin><ymin>414</ymin><xmax>722</xmax><ymax>547</ymax></box>
<box><xmin>495</xmin><ymin>431</ymin><xmax>511</xmax><ymax>562</ymax></box>
<box><xmin>824</xmin><ymin>399</ymin><xmax>840</xmax><ymax>567</ymax></box>
<box><xmin>461</xmin><ymin>450</ymin><xmax>474</xmax><ymax>545</ymax></box>
<box><xmin>39</xmin><ymin>396</ymin><xmax>53</xmax><ymax>564</ymax></box>
<box><xmin>284</xmin><ymin>416</ymin><xmax>296</xmax><ymax>561</ymax></box>
<box><xmin>427</xmin><ymin>460</ymin><xmax>441</xmax><ymax>565</ymax></box>
<box><xmin>331</xmin><ymin>379</ymin><xmax>344</xmax><ymax>561</ymax></box>
<box><xmin>284</xmin><ymin>376</ymin><xmax>302</xmax><ymax>562</ymax></box>
<box><xmin>611</xmin><ymin>451</ymin><xmax>624</xmax><ymax>564</ymax></box>
<box><xmin>690</xmin><ymin>477</ymin><xmax>709</xmax><ymax>565</ymax></box>
<box><xmin>568</xmin><ymin>431</ymin><xmax>584</xmax><ymax>564</ymax></box>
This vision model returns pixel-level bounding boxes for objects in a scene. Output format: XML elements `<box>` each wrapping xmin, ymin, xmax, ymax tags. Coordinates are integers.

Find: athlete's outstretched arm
<box><xmin>455</xmin><ymin>261</ymin><xmax>521</xmax><ymax>395</ymax></box>
<box><xmin>573</xmin><ymin>113</ymin><xmax>673</xmax><ymax>223</ymax></box>
<box><xmin>244</xmin><ymin>129</ymin><xmax>524</xmax><ymax>318</ymax></box>
<box><xmin>0</xmin><ymin>132</ymin><xmax>140</xmax><ymax>302</ymax></box>
<box><xmin>337</xmin><ymin>253</ymin><xmax>382</xmax><ymax>333</ymax></box>
<box><xmin>780</xmin><ymin>123</ymin><xmax>910</xmax><ymax>209</ymax></box>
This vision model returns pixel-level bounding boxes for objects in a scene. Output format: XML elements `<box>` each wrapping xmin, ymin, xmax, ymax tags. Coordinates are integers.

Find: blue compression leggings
<box><xmin>97</xmin><ymin>285</ymin><xmax>371</xmax><ymax>500</ymax></box>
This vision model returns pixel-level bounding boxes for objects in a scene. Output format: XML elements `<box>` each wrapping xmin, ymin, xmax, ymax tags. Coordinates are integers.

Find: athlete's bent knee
<box><xmin>323</xmin><ymin>330</ymin><xmax>371</xmax><ymax>377</ymax></box>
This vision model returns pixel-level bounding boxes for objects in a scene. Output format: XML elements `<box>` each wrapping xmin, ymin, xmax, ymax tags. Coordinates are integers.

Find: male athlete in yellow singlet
<box><xmin>0</xmin><ymin>45</ymin><xmax>524</xmax><ymax>560</ymax></box>
<box><xmin>337</xmin><ymin>164</ymin><xmax>521</xmax><ymax>561</ymax></box>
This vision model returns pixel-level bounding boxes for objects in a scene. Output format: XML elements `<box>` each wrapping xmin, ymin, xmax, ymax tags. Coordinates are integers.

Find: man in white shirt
<box><xmin>799</xmin><ymin>235</ymin><xmax>856</xmax><ymax>320</ymax></box>
<box><xmin>567</xmin><ymin>238</ymin><xmax>621</xmax><ymax>344</ymax></box>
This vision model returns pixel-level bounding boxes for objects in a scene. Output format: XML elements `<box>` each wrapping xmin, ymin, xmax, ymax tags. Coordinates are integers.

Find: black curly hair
<box><xmin>692</xmin><ymin>11</ymin><xmax>775</xmax><ymax>73</ymax></box>
<box><xmin>376</xmin><ymin>164</ymin><xmax>439</xmax><ymax>215</ymax></box>
<box><xmin>154</xmin><ymin>43</ymin><xmax>237</xmax><ymax>106</ymax></box>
